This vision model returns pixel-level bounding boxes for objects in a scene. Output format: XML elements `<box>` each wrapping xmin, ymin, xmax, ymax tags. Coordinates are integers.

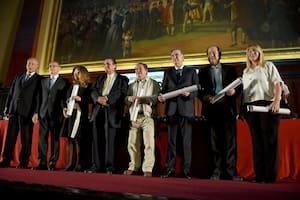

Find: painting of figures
<box><xmin>54</xmin><ymin>0</ymin><xmax>300</xmax><ymax>64</ymax></box>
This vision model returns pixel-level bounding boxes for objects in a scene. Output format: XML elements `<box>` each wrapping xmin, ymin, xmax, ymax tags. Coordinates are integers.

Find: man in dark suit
<box><xmin>198</xmin><ymin>45</ymin><xmax>242</xmax><ymax>181</ymax></box>
<box><xmin>0</xmin><ymin>57</ymin><xmax>42</xmax><ymax>168</ymax></box>
<box><xmin>32</xmin><ymin>61</ymin><xmax>69</xmax><ymax>170</ymax></box>
<box><xmin>86</xmin><ymin>58</ymin><xmax>128</xmax><ymax>174</ymax></box>
<box><xmin>158</xmin><ymin>49</ymin><xmax>199</xmax><ymax>179</ymax></box>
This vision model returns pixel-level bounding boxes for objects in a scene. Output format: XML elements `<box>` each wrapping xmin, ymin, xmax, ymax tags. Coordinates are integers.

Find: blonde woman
<box><xmin>241</xmin><ymin>44</ymin><xmax>283</xmax><ymax>183</ymax></box>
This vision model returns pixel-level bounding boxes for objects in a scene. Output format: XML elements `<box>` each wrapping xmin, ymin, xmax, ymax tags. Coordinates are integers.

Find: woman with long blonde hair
<box><xmin>241</xmin><ymin>44</ymin><xmax>283</xmax><ymax>183</ymax></box>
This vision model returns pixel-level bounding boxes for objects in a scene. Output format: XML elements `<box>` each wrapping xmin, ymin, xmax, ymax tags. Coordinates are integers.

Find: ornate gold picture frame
<box><xmin>36</xmin><ymin>0</ymin><xmax>300</xmax><ymax>75</ymax></box>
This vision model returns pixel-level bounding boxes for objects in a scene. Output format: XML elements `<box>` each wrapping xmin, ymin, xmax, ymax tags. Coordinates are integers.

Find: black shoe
<box><xmin>161</xmin><ymin>169</ymin><xmax>175</xmax><ymax>178</ymax></box>
<box><xmin>264</xmin><ymin>179</ymin><xmax>276</xmax><ymax>183</ymax></box>
<box><xmin>61</xmin><ymin>166</ymin><xmax>73</xmax><ymax>171</ymax></box>
<box><xmin>0</xmin><ymin>160</ymin><xmax>10</xmax><ymax>168</ymax></box>
<box><xmin>183</xmin><ymin>172</ymin><xmax>192</xmax><ymax>179</ymax></box>
<box><xmin>16</xmin><ymin>163</ymin><xmax>28</xmax><ymax>169</ymax></box>
<box><xmin>232</xmin><ymin>176</ymin><xmax>243</xmax><ymax>181</ymax></box>
<box><xmin>31</xmin><ymin>164</ymin><xmax>48</xmax><ymax>170</ymax></box>
<box><xmin>210</xmin><ymin>175</ymin><xmax>220</xmax><ymax>180</ymax></box>
<box><xmin>84</xmin><ymin>165</ymin><xmax>100</xmax><ymax>173</ymax></box>
<box><xmin>48</xmin><ymin>163</ymin><xmax>56</xmax><ymax>171</ymax></box>
<box><xmin>106</xmin><ymin>167</ymin><xmax>114</xmax><ymax>174</ymax></box>
<box><xmin>252</xmin><ymin>178</ymin><xmax>264</xmax><ymax>183</ymax></box>
<box><xmin>73</xmin><ymin>165</ymin><xmax>82</xmax><ymax>172</ymax></box>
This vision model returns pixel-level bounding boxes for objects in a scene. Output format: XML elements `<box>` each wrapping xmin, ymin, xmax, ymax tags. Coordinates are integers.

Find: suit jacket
<box><xmin>5</xmin><ymin>72</ymin><xmax>42</xmax><ymax>118</ymax></box>
<box><xmin>90</xmin><ymin>73</ymin><xmax>129</xmax><ymax>128</ymax></box>
<box><xmin>160</xmin><ymin>66</ymin><xmax>199</xmax><ymax>117</ymax></box>
<box><xmin>38</xmin><ymin>75</ymin><xmax>70</xmax><ymax>119</ymax></box>
<box><xmin>198</xmin><ymin>64</ymin><xmax>241</xmax><ymax>119</ymax></box>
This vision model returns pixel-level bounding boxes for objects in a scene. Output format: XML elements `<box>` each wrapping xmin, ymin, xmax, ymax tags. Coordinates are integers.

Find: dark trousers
<box><xmin>92</xmin><ymin>110</ymin><xmax>117</xmax><ymax>172</ymax></box>
<box><xmin>209</xmin><ymin>116</ymin><xmax>237</xmax><ymax>178</ymax></box>
<box><xmin>38</xmin><ymin>114</ymin><xmax>62</xmax><ymax>166</ymax></box>
<box><xmin>167</xmin><ymin>116</ymin><xmax>192</xmax><ymax>174</ymax></box>
<box><xmin>2</xmin><ymin>114</ymin><xmax>33</xmax><ymax>166</ymax></box>
<box><xmin>245</xmin><ymin>111</ymin><xmax>280</xmax><ymax>182</ymax></box>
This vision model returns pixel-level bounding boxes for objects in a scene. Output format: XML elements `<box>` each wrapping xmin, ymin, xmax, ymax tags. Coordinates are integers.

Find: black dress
<box><xmin>61</xmin><ymin>84</ymin><xmax>91</xmax><ymax>140</ymax></box>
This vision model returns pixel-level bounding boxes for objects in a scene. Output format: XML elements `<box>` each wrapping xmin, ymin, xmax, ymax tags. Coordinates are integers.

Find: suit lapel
<box><xmin>221</xmin><ymin>65</ymin><xmax>227</xmax><ymax>84</ymax></box>
<box><xmin>109</xmin><ymin>74</ymin><xmax>118</xmax><ymax>92</ymax></box>
<box><xmin>171</xmin><ymin>68</ymin><xmax>177</xmax><ymax>83</ymax></box>
<box><xmin>21</xmin><ymin>73</ymin><xmax>27</xmax><ymax>85</ymax></box>
<box><xmin>46</xmin><ymin>77</ymin><xmax>51</xmax><ymax>90</ymax></box>
<box><xmin>22</xmin><ymin>73</ymin><xmax>35</xmax><ymax>87</ymax></box>
<box><xmin>50</xmin><ymin>76</ymin><xmax>61</xmax><ymax>90</ymax></box>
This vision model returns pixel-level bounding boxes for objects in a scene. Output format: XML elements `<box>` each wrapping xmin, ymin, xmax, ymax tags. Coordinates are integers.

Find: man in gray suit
<box><xmin>158</xmin><ymin>49</ymin><xmax>199</xmax><ymax>179</ymax></box>
<box><xmin>32</xmin><ymin>61</ymin><xmax>69</xmax><ymax>170</ymax></box>
<box><xmin>0</xmin><ymin>57</ymin><xmax>42</xmax><ymax>168</ymax></box>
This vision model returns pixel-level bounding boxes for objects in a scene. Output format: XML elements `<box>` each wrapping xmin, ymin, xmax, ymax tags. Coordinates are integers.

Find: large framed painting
<box><xmin>36</xmin><ymin>0</ymin><xmax>300</xmax><ymax>75</ymax></box>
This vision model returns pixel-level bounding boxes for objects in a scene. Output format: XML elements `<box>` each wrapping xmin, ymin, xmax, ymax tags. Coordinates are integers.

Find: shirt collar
<box><xmin>137</xmin><ymin>76</ymin><xmax>148</xmax><ymax>83</ymax></box>
<box><xmin>211</xmin><ymin>63</ymin><xmax>221</xmax><ymax>69</ymax></box>
<box><xmin>51</xmin><ymin>74</ymin><xmax>59</xmax><ymax>79</ymax></box>
<box><xmin>107</xmin><ymin>72</ymin><xmax>117</xmax><ymax>79</ymax></box>
<box><xmin>175</xmin><ymin>66</ymin><xmax>184</xmax><ymax>70</ymax></box>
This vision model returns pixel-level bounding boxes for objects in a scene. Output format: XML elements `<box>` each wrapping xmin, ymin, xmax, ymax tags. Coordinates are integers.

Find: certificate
<box><xmin>246</xmin><ymin>105</ymin><xmax>291</xmax><ymax>115</ymax></box>
<box><xmin>66</xmin><ymin>84</ymin><xmax>79</xmax><ymax>116</ymax></box>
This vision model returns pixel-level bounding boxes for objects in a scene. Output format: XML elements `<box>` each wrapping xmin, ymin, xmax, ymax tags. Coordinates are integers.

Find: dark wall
<box><xmin>4</xmin><ymin>0</ymin><xmax>43</xmax><ymax>87</ymax></box>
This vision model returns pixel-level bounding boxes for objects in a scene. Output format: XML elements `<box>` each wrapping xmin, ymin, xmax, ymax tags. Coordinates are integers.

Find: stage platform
<box><xmin>0</xmin><ymin>167</ymin><xmax>300</xmax><ymax>200</ymax></box>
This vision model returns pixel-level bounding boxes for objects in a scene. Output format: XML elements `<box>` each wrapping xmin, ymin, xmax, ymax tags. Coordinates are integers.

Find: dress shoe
<box><xmin>84</xmin><ymin>165</ymin><xmax>100</xmax><ymax>173</ymax></box>
<box><xmin>161</xmin><ymin>169</ymin><xmax>175</xmax><ymax>178</ymax></box>
<box><xmin>16</xmin><ymin>163</ymin><xmax>28</xmax><ymax>169</ymax></box>
<box><xmin>31</xmin><ymin>164</ymin><xmax>48</xmax><ymax>170</ymax></box>
<box><xmin>210</xmin><ymin>175</ymin><xmax>220</xmax><ymax>180</ymax></box>
<box><xmin>0</xmin><ymin>160</ymin><xmax>10</xmax><ymax>168</ymax></box>
<box><xmin>232</xmin><ymin>176</ymin><xmax>243</xmax><ymax>181</ymax></box>
<box><xmin>143</xmin><ymin>172</ymin><xmax>152</xmax><ymax>177</ymax></box>
<box><xmin>182</xmin><ymin>172</ymin><xmax>192</xmax><ymax>179</ymax></box>
<box><xmin>264</xmin><ymin>178</ymin><xmax>276</xmax><ymax>183</ymax></box>
<box><xmin>84</xmin><ymin>169</ymin><xmax>98</xmax><ymax>173</ymax></box>
<box><xmin>48</xmin><ymin>163</ymin><xmax>56</xmax><ymax>171</ymax></box>
<box><xmin>252</xmin><ymin>179</ymin><xmax>264</xmax><ymax>183</ymax></box>
<box><xmin>124</xmin><ymin>170</ymin><xmax>134</xmax><ymax>175</ymax></box>
<box><xmin>106</xmin><ymin>167</ymin><xmax>114</xmax><ymax>174</ymax></box>
<box><xmin>61</xmin><ymin>166</ymin><xmax>73</xmax><ymax>171</ymax></box>
<box><xmin>73</xmin><ymin>165</ymin><xmax>82</xmax><ymax>172</ymax></box>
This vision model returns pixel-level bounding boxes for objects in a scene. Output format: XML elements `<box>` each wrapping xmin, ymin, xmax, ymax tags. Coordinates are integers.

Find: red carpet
<box><xmin>0</xmin><ymin>168</ymin><xmax>299</xmax><ymax>200</ymax></box>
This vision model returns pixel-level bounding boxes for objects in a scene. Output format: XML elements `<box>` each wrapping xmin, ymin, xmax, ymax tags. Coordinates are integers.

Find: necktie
<box><xmin>102</xmin><ymin>75</ymin><xmax>111</xmax><ymax>96</ymax></box>
<box><xmin>176</xmin><ymin>69</ymin><xmax>182</xmax><ymax>81</ymax></box>
<box><xmin>49</xmin><ymin>77</ymin><xmax>55</xmax><ymax>89</ymax></box>
<box><xmin>25</xmin><ymin>74</ymin><xmax>30</xmax><ymax>81</ymax></box>
<box><xmin>213</xmin><ymin>68</ymin><xmax>221</xmax><ymax>94</ymax></box>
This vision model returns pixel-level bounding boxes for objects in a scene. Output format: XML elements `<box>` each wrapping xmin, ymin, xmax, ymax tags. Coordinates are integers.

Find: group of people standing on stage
<box><xmin>0</xmin><ymin>43</ymin><xmax>289</xmax><ymax>184</ymax></box>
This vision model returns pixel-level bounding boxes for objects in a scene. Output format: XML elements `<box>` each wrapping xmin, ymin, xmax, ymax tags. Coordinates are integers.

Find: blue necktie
<box><xmin>49</xmin><ymin>77</ymin><xmax>55</xmax><ymax>89</ymax></box>
<box><xmin>213</xmin><ymin>68</ymin><xmax>221</xmax><ymax>94</ymax></box>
